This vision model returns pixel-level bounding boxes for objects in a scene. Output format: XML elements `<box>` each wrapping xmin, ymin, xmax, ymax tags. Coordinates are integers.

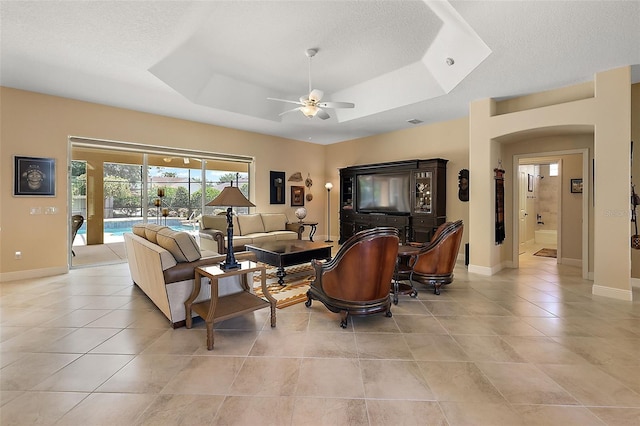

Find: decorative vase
<box><xmin>295</xmin><ymin>207</ymin><xmax>307</xmax><ymax>222</ymax></box>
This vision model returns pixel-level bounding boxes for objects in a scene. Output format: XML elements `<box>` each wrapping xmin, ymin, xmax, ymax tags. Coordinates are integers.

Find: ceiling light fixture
<box><xmin>301</xmin><ymin>104</ymin><xmax>319</xmax><ymax>118</ymax></box>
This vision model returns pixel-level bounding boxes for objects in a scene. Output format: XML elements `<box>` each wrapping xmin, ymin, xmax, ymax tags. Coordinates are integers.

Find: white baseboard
<box><xmin>592</xmin><ymin>284</ymin><xmax>633</xmax><ymax>301</ymax></box>
<box><xmin>468</xmin><ymin>263</ymin><xmax>503</xmax><ymax>275</ymax></box>
<box><xmin>0</xmin><ymin>266</ymin><xmax>69</xmax><ymax>283</ymax></box>
<box><xmin>561</xmin><ymin>257</ymin><xmax>582</xmax><ymax>267</ymax></box>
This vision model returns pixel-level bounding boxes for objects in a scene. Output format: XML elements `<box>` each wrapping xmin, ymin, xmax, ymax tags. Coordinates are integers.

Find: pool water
<box><xmin>77</xmin><ymin>220</ymin><xmax>197</xmax><ymax>236</ymax></box>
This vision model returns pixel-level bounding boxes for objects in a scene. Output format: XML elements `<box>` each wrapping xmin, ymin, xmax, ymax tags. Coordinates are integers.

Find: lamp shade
<box><xmin>206</xmin><ymin>185</ymin><xmax>255</xmax><ymax>207</ymax></box>
<box><xmin>325</xmin><ymin>182</ymin><xmax>333</xmax><ymax>190</ymax></box>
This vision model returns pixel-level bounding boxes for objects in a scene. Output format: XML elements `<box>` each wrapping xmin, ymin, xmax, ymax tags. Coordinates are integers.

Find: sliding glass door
<box><xmin>70</xmin><ymin>140</ymin><xmax>252</xmax><ymax>267</ymax></box>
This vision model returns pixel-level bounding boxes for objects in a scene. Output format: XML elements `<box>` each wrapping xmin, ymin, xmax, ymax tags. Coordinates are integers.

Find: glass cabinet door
<box><xmin>414</xmin><ymin>171</ymin><xmax>432</xmax><ymax>214</ymax></box>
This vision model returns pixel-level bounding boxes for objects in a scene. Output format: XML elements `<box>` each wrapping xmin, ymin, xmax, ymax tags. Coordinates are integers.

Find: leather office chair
<box><xmin>305</xmin><ymin>227</ymin><xmax>399</xmax><ymax>328</ymax></box>
<box><xmin>409</xmin><ymin>220</ymin><xmax>463</xmax><ymax>295</ymax></box>
<box><xmin>71</xmin><ymin>214</ymin><xmax>84</xmax><ymax>256</ymax></box>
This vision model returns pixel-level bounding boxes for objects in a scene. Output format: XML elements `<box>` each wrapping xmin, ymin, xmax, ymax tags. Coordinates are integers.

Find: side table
<box><xmin>298</xmin><ymin>221</ymin><xmax>318</xmax><ymax>241</ymax></box>
<box><xmin>185</xmin><ymin>261</ymin><xmax>276</xmax><ymax>350</ymax></box>
<box><xmin>392</xmin><ymin>245</ymin><xmax>419</xmax><ymax>304</ymax></box>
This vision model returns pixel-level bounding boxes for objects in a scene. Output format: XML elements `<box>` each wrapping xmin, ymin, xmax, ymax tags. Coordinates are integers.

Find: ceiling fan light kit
<box><xmin>268</xmin><ymin>48</ymin><xmax>355</xmax><ymax>120</ymax></box>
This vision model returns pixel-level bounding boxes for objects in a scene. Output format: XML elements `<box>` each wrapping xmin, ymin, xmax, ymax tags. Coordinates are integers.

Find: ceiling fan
<box><xmin>268</xmin><ymin>48</ymin><xmax>355</xmax><ymax>120</ymax></box>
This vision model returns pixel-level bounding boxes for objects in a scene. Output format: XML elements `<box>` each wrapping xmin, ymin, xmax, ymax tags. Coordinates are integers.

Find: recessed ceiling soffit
<box><xmin>149</xmin><ymin>1</ymin><xmax>491</xmax><ymax>124</ymax></box>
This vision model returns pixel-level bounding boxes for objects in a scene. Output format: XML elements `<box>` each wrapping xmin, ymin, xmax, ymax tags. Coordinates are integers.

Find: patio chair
<box><xmin>71</xmin><ymin>214</ymin><xmax>84</xmax><ymax>256</ymax></box>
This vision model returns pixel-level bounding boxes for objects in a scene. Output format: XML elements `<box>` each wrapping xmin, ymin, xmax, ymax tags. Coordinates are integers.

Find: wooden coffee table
<box><xmin>245</xmin><ymin>240</ymin><xmax>332</xmax><ymax>285</ymax></box>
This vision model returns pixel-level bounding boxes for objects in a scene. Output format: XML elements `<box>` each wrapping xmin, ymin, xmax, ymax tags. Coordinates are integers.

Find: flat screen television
<box><xmin>356</xmin><ymin>173</ymin><xmax>410</xmax><ymax>214</ymax></box>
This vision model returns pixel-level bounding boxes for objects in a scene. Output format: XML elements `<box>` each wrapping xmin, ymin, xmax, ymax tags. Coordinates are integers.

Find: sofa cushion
<box><xmin>201</xmin><ymin>214</ymin><xmax>227</xmax><ymax>231</ymax></box>
<box><xmin>271</xmin><ymin>230</ymin><xmax>299</xmax><ymax>241</ymax></box>
<box><xmin>261</xmin><ymin>213</ymin><xmax>288</xmax><ymax>232</ymax></box>
<box><xmin>156</xmin><ymin>228</ymin><xmax>201</xmax><ymax>262</ymax></box>
<box><xmin>237</xmin><ymin>214</ymin><xmax>265</xmax><ymax>236</ymax></box>
<box><xmin>145</xmin><ymin>224</ymin><xmax>169</xmax><ymax>244</ymax></box>
<box><xmin>229</xmin><ymin>235</ymin><xmax>253</xmax><ymax>248</ymax></box>
<box><xmin>249</xmin><ymin>233</ymin><xmax>273</xmax><ymax>244</ymax></box>
<box><xmin>201</xmin><ymin>213</ymin><xmax>239</xmax><ymax>236</ymax></box>
<box><xmin>132</xmin><ymin>223</ymin><xmax>147</xmax><ymax>239</ymax></box>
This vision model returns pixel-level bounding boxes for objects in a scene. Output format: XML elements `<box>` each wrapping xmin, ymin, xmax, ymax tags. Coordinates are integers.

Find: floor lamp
<box><xmin>325</xmin><ymin>182</ymin><xmax>333</xmax><ymax>242</ymax></box>
<box><xmin>206</xmin><ymin>182</ymin><xmax>255</xmax><ymax>270</ymax></box>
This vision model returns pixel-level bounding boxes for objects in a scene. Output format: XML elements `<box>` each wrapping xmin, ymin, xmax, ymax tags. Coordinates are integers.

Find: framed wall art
<box><xmin>291</xmin><ymin>185</ymin><xmax>305</xmax><ymax>206</ymax></box>
<box><xmin>571</xmin><ymin>178</ymin><xmax>583</xmax><ymax>194</ymax></box>
<box><xmin>14</xmin><ymin>156</ymin><xmax>56</xmax><ymax>196</ymax></box>
<box><xmin>270</xmin><ymin>171</ymin><xmax>285</xmax><ymax>204</ymax></box>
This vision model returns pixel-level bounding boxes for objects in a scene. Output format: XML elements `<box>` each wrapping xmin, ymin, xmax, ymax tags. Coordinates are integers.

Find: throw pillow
<box><xmin>261</xmin><ymin>213</ymin><xmax>287</xmax><ymax>232</ymax></box>
<box><xmin>145</xmin><ymin>224</ymin><xmax>168</xmax><ymax>244</ymax></box>
<box><xmin>156</xmin><ymin>228</ymin><xmax>201</xmax><ymax>262</ymax></box>
<box><xmin>131</xmin><ymin>223</ymin><xmax>147</xmax><ymax>239</ymax></box>
<box><xmin>237</xmin><ymin>214</ymin><xmax>264</xmax><ymax>235</ymax></box>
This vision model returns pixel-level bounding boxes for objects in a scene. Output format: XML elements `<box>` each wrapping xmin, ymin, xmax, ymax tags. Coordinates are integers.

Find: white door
<box><xmin>519</xmin><ymin>169</ymin><xmax>528</xmax><ymax>252</ymax></box>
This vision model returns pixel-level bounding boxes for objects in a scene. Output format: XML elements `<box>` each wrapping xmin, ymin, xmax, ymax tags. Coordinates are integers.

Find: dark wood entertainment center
<box><xmin>339</xmin><ymin>158</ymin><xmax>447</xmax><ymax>244</ymax></box>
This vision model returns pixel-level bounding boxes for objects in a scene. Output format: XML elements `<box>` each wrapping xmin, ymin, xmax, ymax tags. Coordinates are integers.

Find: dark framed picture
<box><xmin>270</xmin><ymin>171</ymin><xmax>285</xmax><ymax>204</ymax></box>
<box><xmin>527</xmin><ymin>174</ymin><xmax>533</xmax><ymax>192</ymax></box>
<box><xmin>291</xmin><ymin>185</ymin><xmax>305</xmax><ymax>206</ymax></box>
<box><xmin>571</xmin><ymin>178</ymin><xmax>583</xmax><ymax>194</ymax></box>
<box><xmin>14</xmin><ymin>156</ymin><xmax>56</xmax><ymax>196</ymax></box>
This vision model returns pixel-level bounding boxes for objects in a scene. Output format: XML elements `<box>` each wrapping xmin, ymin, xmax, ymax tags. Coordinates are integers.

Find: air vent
<box><xmin>406</xmin><ymin>119</ymin><xmax>423</xmax><ymax>125</ymax></box>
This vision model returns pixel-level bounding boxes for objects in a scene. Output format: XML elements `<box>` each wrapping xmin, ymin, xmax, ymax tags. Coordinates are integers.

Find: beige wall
<box><xmin>1</xmin><ymin>69</ymin><xmax>637</xmax><ymax>299</ymax></box>
<box><xmin>325</xmin><ymin>117</ymin><xmax>470</xmax><ymax>245</ymax></box>
<box><xmin>0</xmin><ymin>87</ymin><xmax>324</xmax><ymax>279</ymax></box>
<box><xmin>632</xmin><ymin>83</ymin><xmax>640</xmax><ymax>279</ymax></box>
<box><xmin>470</xmin><ymin>67</ymin><xmax>632</xmax><ymax>300</ymax></box>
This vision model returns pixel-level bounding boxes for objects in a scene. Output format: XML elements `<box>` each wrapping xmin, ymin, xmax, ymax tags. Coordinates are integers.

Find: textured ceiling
<box><xmin>1</xmin><ymin>0</ymin><xmax>639</xmax><ymax>145</ymax></box>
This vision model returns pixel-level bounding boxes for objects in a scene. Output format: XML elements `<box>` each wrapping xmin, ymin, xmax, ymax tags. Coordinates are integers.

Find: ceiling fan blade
<box><xmin>309</xmin><ymin>89</ymin><xmax>324</xmax><ymax>102</ymax></box>
<box><xmin>267</xmin><ymin>97</ymin><xmax>303</xmax><ymax>106</ymax></box>
<box><xmin>316</xmin><ymin>108</ymin><xmax>330</xmax><ymax>120</ymax></box>
<box><xmin>317</xmin><ymin>101</ymin><xmax>355</xmax><ymax>109</ymax></box>
<box><xmin>278</xmin><ymin>107</ymin><xmax>303</xmax><ymax>116</ymax></box>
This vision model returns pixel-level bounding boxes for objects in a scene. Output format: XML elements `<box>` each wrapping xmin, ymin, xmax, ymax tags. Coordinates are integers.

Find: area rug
<box><xmin>533</xmin><ymin>248</ymin><xmax>557</xmax><ymax>258</ymax></box>
<box><xmin>252</xmin><ymin>262</ymin><xmax>315</xmax><ymax>308</ymax></box>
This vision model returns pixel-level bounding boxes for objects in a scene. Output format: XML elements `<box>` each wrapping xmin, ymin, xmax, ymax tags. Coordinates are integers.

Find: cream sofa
<box><xmin>199</xmin><ymin>213</ymin><xmax>303</xmax><ymax>254</ymax></box>
<box><xmin>124</xmin><ymin>223</ymin><xmax>256</xmax><ymax>328</ymax></box>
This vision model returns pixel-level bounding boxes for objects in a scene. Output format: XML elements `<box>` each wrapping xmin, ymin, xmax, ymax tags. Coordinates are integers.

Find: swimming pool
<box><xmin>77</xmin><ymin>218</ymin><xmax>197</xmax><ymax>236</ymax></box>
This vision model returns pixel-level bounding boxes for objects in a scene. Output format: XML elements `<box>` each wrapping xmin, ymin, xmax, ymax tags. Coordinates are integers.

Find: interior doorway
<box><xmin>517</xmin><ymin>160</ymin><xmax>561</xmax><ymax>260</ymax></box>
<box><xmin>512</xmin><ymin>149</ymin><xmax>589</xmax><ymax>279</ymax></box>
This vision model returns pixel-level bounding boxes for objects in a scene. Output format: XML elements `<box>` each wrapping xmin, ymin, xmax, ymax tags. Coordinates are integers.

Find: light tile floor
<box><xmin>2</xmin><ymin>246</ymin><xmax>640</xmax><ymax>425</ymax></box>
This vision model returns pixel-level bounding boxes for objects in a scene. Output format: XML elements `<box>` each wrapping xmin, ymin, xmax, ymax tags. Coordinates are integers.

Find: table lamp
<box><xmin>206</xmin><ymin>182</ymin><xmax>255</xmax><ymax>270</ymax></box>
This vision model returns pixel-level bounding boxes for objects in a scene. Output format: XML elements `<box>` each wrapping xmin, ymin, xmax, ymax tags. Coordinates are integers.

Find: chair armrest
<box><xmin>286</xmin><ymin>222</ymin><xmax>304</xmax><ymax>240</ymax></box>
<box><xmin>199</xmin><ymin>229</ymin><xmax>226</xmax><ymax>253</ymax></box>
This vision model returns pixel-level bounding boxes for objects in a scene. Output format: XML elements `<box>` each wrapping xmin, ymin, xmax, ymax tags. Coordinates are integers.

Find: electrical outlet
<box><xmin>15</xmin><ymin>251</ymin><xmax>21</xmax><ymax>259</ymax></box>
